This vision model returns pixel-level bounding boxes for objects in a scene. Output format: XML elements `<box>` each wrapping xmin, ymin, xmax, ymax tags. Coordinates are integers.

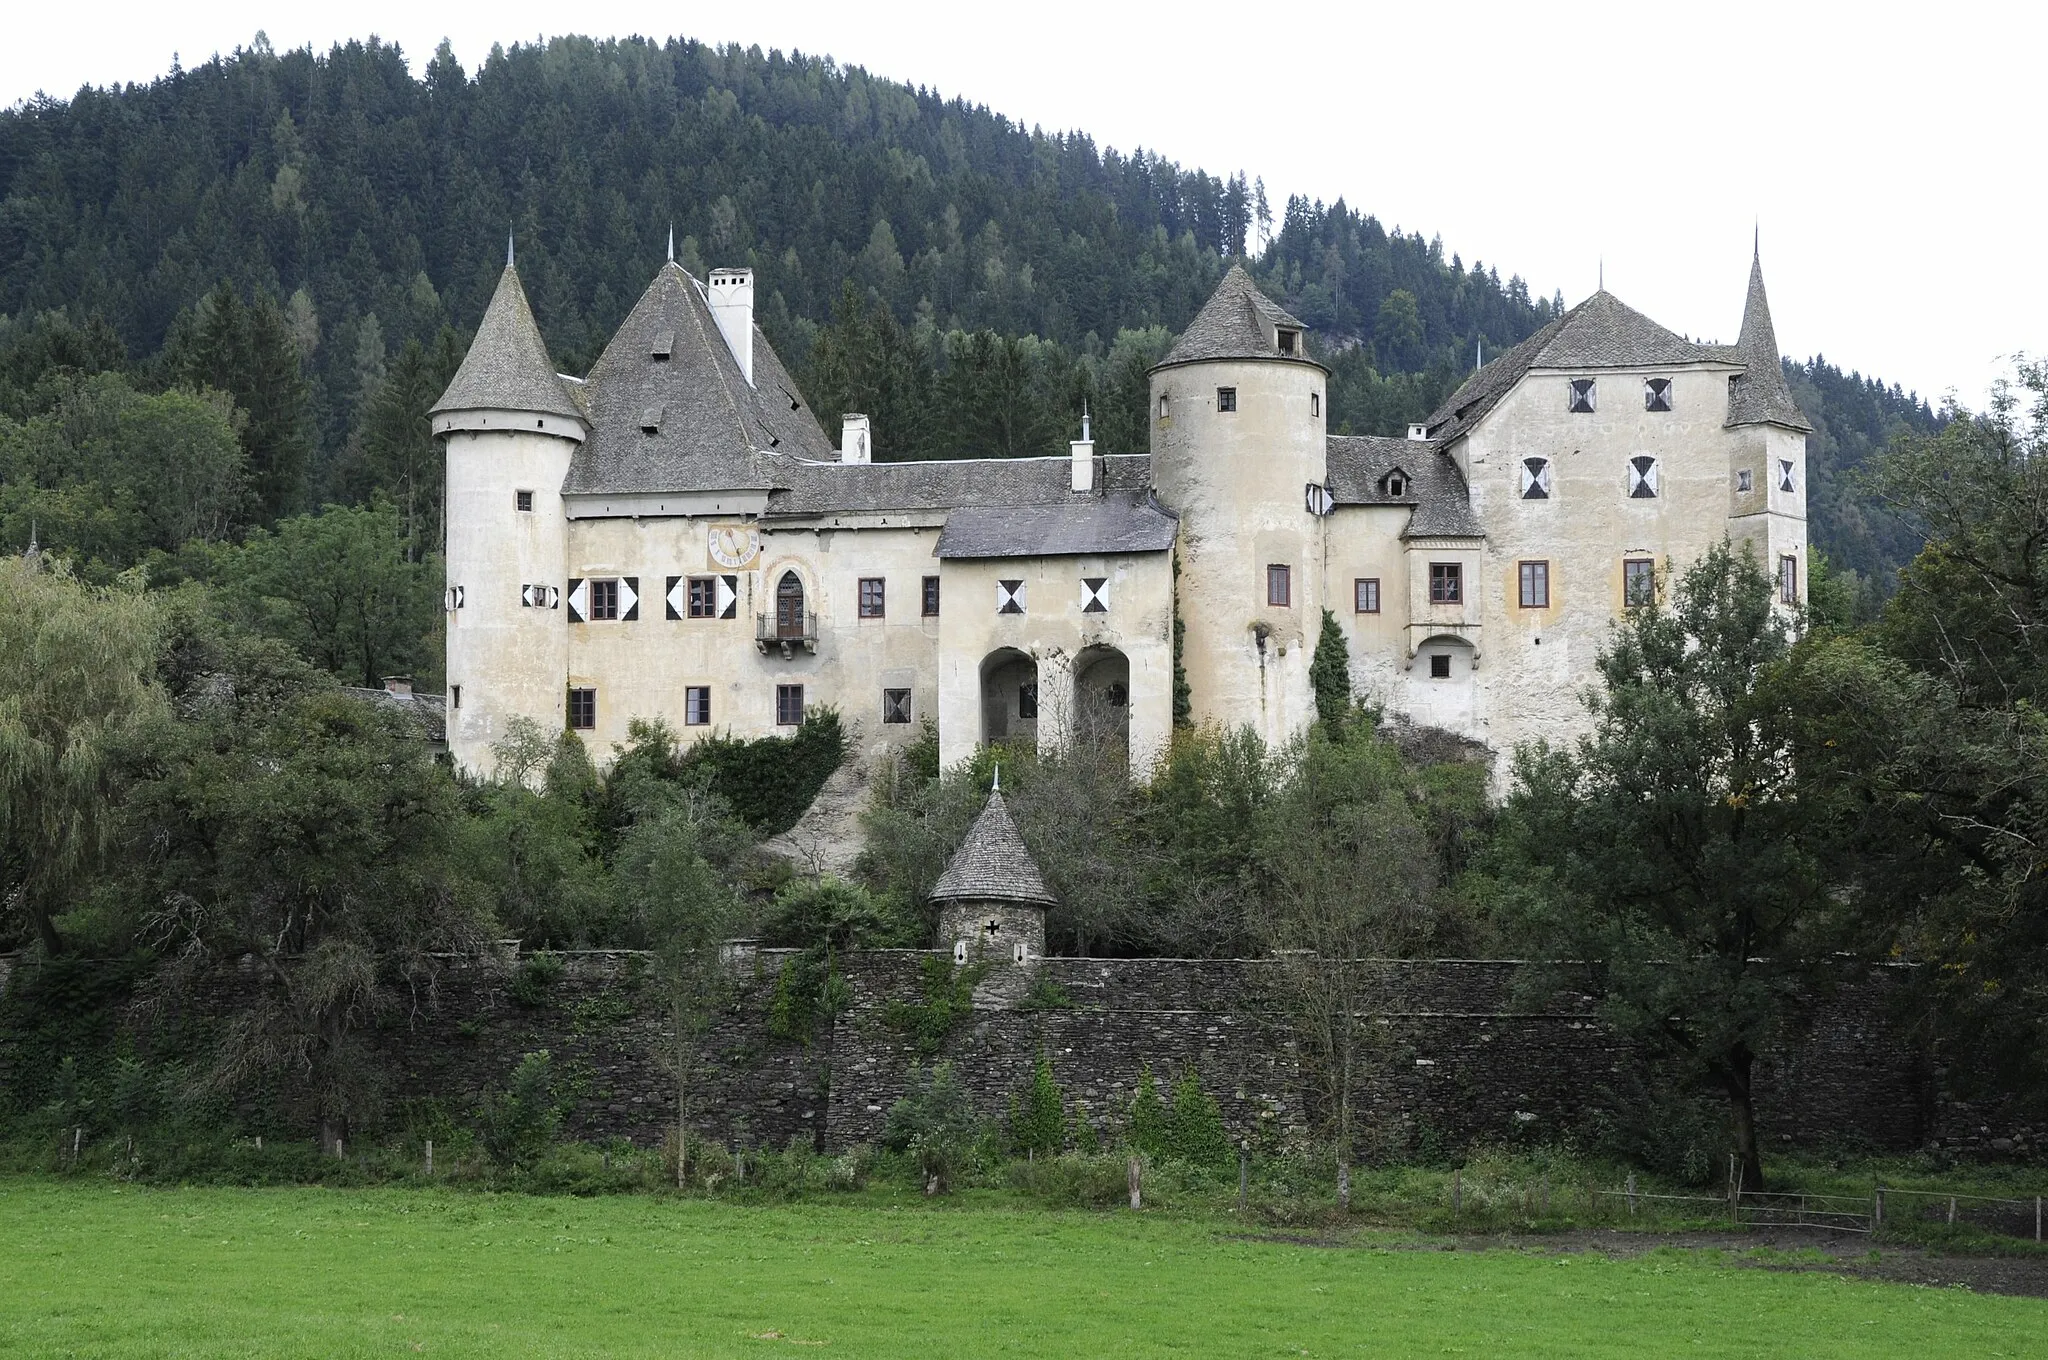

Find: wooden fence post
<box><xmin>1626</xmin><ymin>1173</ymin><xmax>1637</xmax><ymax>1219</ymax></box>
<box><xmin>1541</xmin><ymin>1174</ymin><xmax>1551</xmax><ymax>1218</ymax></box>
<box><xmin>425</xmin><ymin>1139</ymin><xmax>433</xmax><ymax>1175</ymax></box>
<box><xmin>1127</xmin><ymin>1155</ymin><xmax>1142</xmax><ymax>1211</ymax></box>
<box><xmin>1872</xmin><ymin>1184</ymin><xmax>1882</xmax><ymax>1233</ymax></box>
<box><xmin>2036</xmin><ymin>1196</ymin><xmax>2041</xmax><ymax>1242</ymax></box>
<box><xmin>1237</xmin><ymin>1141</ymin><xmax>1249</xmax><ymax>1214</ymax></box>
<box><xmin>1947</xmin><ymin>1195</ymin><xmax>1957</xmax><ymax>1226</ymax></box>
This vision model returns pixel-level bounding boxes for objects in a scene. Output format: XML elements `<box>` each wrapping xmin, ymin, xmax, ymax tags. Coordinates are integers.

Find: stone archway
<box><xmin>1072</xmin><ymin>644</ymin><xmax>1131</xmax><ymax>751</ymax></box>
<box><xmin>980</xmin><ymin>648</ymin><xmax>1039</xmax><ymax>746</ymax></box>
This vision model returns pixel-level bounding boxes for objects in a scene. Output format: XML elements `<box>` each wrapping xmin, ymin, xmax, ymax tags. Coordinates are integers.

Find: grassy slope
<box><xmin>1</xmin><ymin>1179</ymin><xmax>2041</xmax><ymax>1358</ymax></box>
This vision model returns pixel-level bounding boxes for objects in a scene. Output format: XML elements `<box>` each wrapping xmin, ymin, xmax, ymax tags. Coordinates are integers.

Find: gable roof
<box><xmin>1421</xmin><ymin>290</ymin><xmax>1730</xmax><ymax>447</ymax></box>
<box><xmin>561</xmin><ymin>263</ymin><xmax>834</xmax><ymax>496</ymax></box>
<box><xmin>1155</xmin><ymin>264</ymin><xmax>1326</xmax><ymax>371</ymax></box>
<box><xmin>936</xmin><ymin>493</ymin><xmax>1177</xmax><ymax>558</ymax></box>
<box><xmin>1725</xmin><ymin>254</ymin><xmax>1814</xmax><ymax>432</ymax></box>
<box><xmin>764</xmin><ymin>454</ymin><xmax>1152</xmax><ymax>519</ymax></box>
<box><xmin>1325</xmin><ymin>436</ymin><xmax>1483</xmax><ymax>538</ymax></box>
<box><xmin>430</xmin><ymin>265</ymin><xmax>584</xmax><ymax>421</ymax></box>
<box><xmin>930</xmin><ymin>788</ymin><xmax>1057</xmax><ymax>907</ymax></box>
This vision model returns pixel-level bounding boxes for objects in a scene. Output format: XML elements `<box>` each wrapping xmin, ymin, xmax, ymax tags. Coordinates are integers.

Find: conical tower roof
<box><xmin>1154</xmin><ymin>263</ymin><xmax>1325</xmax><ymax>371</ymax></box>
<box><xmin>1725</xmin><ymin>253</ymin><xmax>1813</xmax><ymax>432</ymax></box>
<box><xmin>431</xmin><ymin>264</ymin><xmax>585</xmax><ymax>421</ymax></box>
<box><xmin>929</xmin><ymin>787</ymin><xmax>1056</xmax><ymax>907</ymax></box>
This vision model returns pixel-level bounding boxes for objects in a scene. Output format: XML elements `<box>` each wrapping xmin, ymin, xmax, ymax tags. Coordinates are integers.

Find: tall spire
<box><xmin>429</xmin><ymin>257</ymin><xmax>584</xmax><ymax>422</ymax></box>
<box><xmin>1725</xmin><ymin>248</ymin><xmax>1813</xmax><ymax>432</ymax></box>
<box><xmin>667</xmin><ymin>222</ymin><xmax>675</xmax><ymax>264</ymax></box>
<box><xmin>506</xmin><ymin>226</ymin><xmax>515</xmax><ymax>269</ymax></box>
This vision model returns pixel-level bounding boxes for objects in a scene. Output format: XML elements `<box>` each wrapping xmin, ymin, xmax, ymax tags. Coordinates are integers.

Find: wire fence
<box><xmin>1581</xmin><ymin>1167</ymin><xmax>2047</xmax><ymax>1241</ymax></box>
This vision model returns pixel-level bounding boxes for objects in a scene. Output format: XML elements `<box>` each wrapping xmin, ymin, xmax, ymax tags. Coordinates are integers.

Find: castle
<box><xmin>433</xmin><ymin>241</ymin><xmax>1809</xmax><ymax>779</ymax></box>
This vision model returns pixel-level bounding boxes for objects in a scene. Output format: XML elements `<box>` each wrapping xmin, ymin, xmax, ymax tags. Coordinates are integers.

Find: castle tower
<box><xmin>1149</xmin><ymin>266</ymin><xmax>1330</xmax><ymax>746</ymax></box>
<box><xmin>929</xmin><ymin>781</ymin><xmax>1055</xmax><ymax>964</ymax></box>
<box><xmin>431</xmin><ymin>247</ymin><xmax>588</xmax><ymax>777</ymax></box>
<box><xmin>1723</xmin><ymin>250</ymin><xmax>1812</xmax><ymax>606</ymax></box>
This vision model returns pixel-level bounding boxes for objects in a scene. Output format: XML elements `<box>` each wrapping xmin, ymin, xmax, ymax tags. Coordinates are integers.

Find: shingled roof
<box><xmin>936</xmin><ymin>493</ymin><xmax>1178</xmax><ymax>558</ymax></box>
<box><xmin>1155</xmin><ymin>264</ymin><xmax>1326</xmax><ymax>371</ymax></box>
<box><xmin>764</xmin><ymin>454</ymin><xmax>1152</xmax><ymax>518</ymax></box>
<box><xmin>929</xmin><ymin>788</ymin><xmax>1057</xmax><ymax>907</ymax></box>
<box><xmin>1724</xmin><ymin>254</ymin><xmax>1814</xmax><ymax>432</ymax></box>
<box><xmin>1422</xmin><ymin>290</ymin><xmax>1730</xmax><ymax>447</ymax></box>
<box><xmin>561</xmin><ymin>263</ymin><xmax>834</xmax><ymax>496</ymax></box>
<box><xmin>1325</xmin><ymin>436</ymin><xmax>1483</xmax><ymax>537</ymax></box>
<box><xmin>430</xmin><ymin>265</ymin><xmax>585</xmax><ymax>421</ymax></box>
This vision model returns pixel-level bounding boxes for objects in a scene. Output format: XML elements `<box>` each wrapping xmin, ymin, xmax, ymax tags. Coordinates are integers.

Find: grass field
<box><xmin>2</xmin><ymin>1179</ymin><xmax>2043</xmax><ymax>1358</ymax></box>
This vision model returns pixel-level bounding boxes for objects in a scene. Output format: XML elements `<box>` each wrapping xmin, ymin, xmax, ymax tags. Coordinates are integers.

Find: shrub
<box><xmin>880</xmin><ymin>955</ymin><xmax>987</xmax><ymax>1057</ymax></box>
<box><xmin>678</xmin><ymin>707</ymin><xmax>845</xmax><ymax>835</ymax></box>
<box><xmin>1008</xmin><ymin>1055</ymin><xmax>1066</xmax><ymax>1157</ymax></box>
<box><xmin>1163</xmin><ymin>1065</ymin><xmax>1233</xmax><ymax>1169</ymax></box>
<box><xmin>882</xmin><ymin>1062</ymin><xmax>981</xmax><ymax>1193</ymax></box>
<box><xmin>477</xmin><ymin>1051</ymin><xmax>561</xmax><ymax>1165</ymax></box>
<box><xmin>766</xmin><ymin>951</ymin><xmax>850</xmax><ymax>1046</ymax></box>
<box><xmin>1129</xmin><ymin>1065</ymin><xmax>1166</xmax><ymax>1158</ymax></box>
<box><xmin>507</xmin><ymin>952</ymin><xmax>565</xmax><ymax>1008</ymax></box>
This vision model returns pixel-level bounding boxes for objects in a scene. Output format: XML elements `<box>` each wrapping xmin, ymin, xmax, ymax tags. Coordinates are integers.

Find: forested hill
<box><xmin>0</xmin><ymin>34</ymin><xmax>1932</xmax><ymax>591</ymax></box>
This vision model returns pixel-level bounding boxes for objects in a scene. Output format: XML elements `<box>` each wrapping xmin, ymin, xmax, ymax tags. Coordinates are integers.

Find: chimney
<box><xmin>381</xmin><ymin>675</ymin><xmax>414</xmax><ymax>696</ymax></box>
<box><xmin>1407</xmin><ymin>423</ymin><xmax>1429</xmax><ymax>442</ymax></box>
<box><xmin>1070</xmin><ymin>406</ymin><xmax>1096</xmax><ymax>493</ymax></box>
<box><xmin>706</xmin><ymin>268</ymin><xmax>754</xmax><ymax>387</ymax></box>
<box><xmin>840</xmin><ymin>413</ymin><xmax>872</xmax><ymax>464</ymax></box>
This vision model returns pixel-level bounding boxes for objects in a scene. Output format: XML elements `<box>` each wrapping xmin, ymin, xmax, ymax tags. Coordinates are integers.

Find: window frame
<box><xmin>1623</xmin><ymin>557</ymin><xmax>1657</xmax><ymax>609</ymax></box>
<box><xmin>775</xmin><ymin>683</ymin><xmax>806</xmax><ymax>727</ymax></box>
<box><xmin>1569</xmin><ymin>377</ymin><xmax>1597</xmax><ymax>413</ymax></box>
<box><xmin>1266</xmin><ymin>563</ymin><xmax>1292</xmax><ymax>608</ymax></box>
<box><xmin>921</xmin><ymin>575</ymin><xmax>941</xmax><ymax>617</ymax></box>
<box><xmin>1644</xmin><ymin>377</ymin><xmax>1674</xmax><ymax>412</ymax></box>
<box><xmin>1216</xmin><ymin>386</ymin><xmax>1238</xmax><ymax>413</ymax></box>
<box><xmin>588</xmin><ymin>578</ymin><xmax>620</xmax><ymax>621</ymax></box>
<box><xmin>1429</xmin><ymin>561</ymin><xmax>1463</xmax><ymax>605</ymax></box>
<box><xmin>1737</xmin><ymin>468</ymin><xmax>1754</xmax><ymax>494</ymax></box>
<box><xmin>858</xmin><ymin>576</ymin><xmax>886</xmax><ymax>619</ymax></box>
<box><xmin>1627</xmin><ymin>455</ymin><xmax>1660</xmax><ymax>500</ymax></box>
<box><xmin>1017</xmin><ymin>681</ymin><xmax>1039</xmax><ymax>721</ymax></box>
<box><xmin>882</xmin><ymin>688</ymin><xmax>912</xmax><ymax>725</ymax></box>
<box><xmin>1429</xmin><ymin>653</ymin><xmax>1452</xmax><ymax>679</ymax></box>
<box><xmin>1310</xmin><ymin>392</ymin><xmax>1321</xmax><ymax>417</ymax></box>
<box><xmin>1354</xmin><ymin>577</ymin><xmax>1381</xmax><ymax>614</ymax></box>
<box><xmin>1518</xmin><ymin>559</ymin><xmax>1551</xmax><ymax>609</ymax></box>
<box><xmin>1520</xmin><ymin>456</ymin><xmax>1552</xmax><ymax>500</ymax></box>
<box><xmin>684</xmin><ymin>685</ymin><xmax>712</xmax><ymax>727</ymax></box>
<box><xmin>1779</xmin><ymin>554</ymin><xmax>1799</xmax><ymax>605</ymax></box>
<box><xmin>686</xmin><ymin>576</ymin><xmax>718</xmax><ymax>619</ymax></box>
<box><xmin>515</xmin><ymin>489</ymin><xmax>534</xmax><ymax>512</ymax></box>
<box><xmin>567</xmin><ymin>687</ymin><xmax>597</xmax><ymax>731</ymax></box>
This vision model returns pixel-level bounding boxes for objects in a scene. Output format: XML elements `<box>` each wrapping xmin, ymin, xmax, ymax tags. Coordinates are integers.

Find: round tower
<box><xmin>1149</xmin><ymin>265</ymin><xmax>1329</xmax><ymax>747</ymax></box>
<box><xmin>929</xmin><ymin>781</ymin><xmax>1055</xmax><ymax>965</ymax></box>
<box><xmin>431</xmin><ymin>249</ymin><xmax>588</xmax><ymax>778</ymax></box>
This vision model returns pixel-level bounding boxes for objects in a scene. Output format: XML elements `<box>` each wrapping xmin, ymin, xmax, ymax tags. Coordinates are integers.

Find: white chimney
<box><xmin>1070</xmin><ymin>406</ymin><xmax>1095</xmax><ymax>493</ymax></box>
<box><xmin>1407</xmin><ymin>422</ymin><xmax>1429</xmax><ymax>441</ymax></box>
<box><xmin>706</xmin><ymin>267</ymin><xmax>754</xmax><ymax>387</ymax></box>
<box><xmin>840</xmin><ymin>413</ymin><xmax>871</xmax><ymax>464</ymax></box>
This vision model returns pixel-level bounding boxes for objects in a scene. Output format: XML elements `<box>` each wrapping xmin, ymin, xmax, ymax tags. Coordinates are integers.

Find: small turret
<box><xmin>1725</xmin><ymin>250</ymin><xmax>1813</xmax><ymax>433</ymax></box>
<box><xmin>929</xmin><ymin>778</ymin><xmax>1055</xmax><ymax>964</ymax></box>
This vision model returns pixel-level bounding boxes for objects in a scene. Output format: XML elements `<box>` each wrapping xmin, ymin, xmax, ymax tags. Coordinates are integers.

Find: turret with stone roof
<box><xmin>930</xmin><ymin>778</ymin><xmax>1055</xmax><ymax>964</ymax></box>
<box><xmin>437</xmin><ymin>244</ymin><xmax>588</xmax><ymax>777</ymax></box>
<box><xmin>1720</xmin><ymin>248</ymin><xmax>1811</xmax><ymax>607</ymax></box>
<box><xmin>1149</xmin><ymin>264</ymin><xmax>1331</xmax><ymax>748</ymax></box>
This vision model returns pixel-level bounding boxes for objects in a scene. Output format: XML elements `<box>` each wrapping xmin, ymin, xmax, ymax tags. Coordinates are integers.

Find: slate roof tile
<box><xmin>430</xmin><ymin>265</ymin><xmax>584</xmax><ymax>421</ymax></box>
<box><xmin>930</xmin><ymin>789</ymin><xmax>1057</xmax><ymax>906</ymax></box>
<box><xmin>1155</xmin><ymin>263</ymin><xmax>1324</xmax><ymax>370</ymax></box>
<box><xmin>1325</xmin><ymin>436</ymin><xmax>1483</xmax><ymax>538</ymax></box>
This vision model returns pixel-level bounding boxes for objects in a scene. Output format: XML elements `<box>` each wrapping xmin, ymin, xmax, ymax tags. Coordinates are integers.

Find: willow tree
<box><xmin>0</xmin><ymin>556</ymin><xmax>163</xmax><ymax>954</ymax></box>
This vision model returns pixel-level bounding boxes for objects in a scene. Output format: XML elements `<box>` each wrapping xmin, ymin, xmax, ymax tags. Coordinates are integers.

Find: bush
<box><xmin>1129</xmin><ymin>1065</ymin><xmax>1166</xmax><ymax>1157</ymax></box>
<box><xmin>879</xmin><ymin>955</ymin><xmax>986</xmax><ymax>1057</ymax></box>
<box><xmin>1163</xmin><ymin>1066</ymin><xmax>1233</xmax><ymax>1169</ymax></box>
<box><xmin>679</xmin><ymin>707</ymin><xmax>845</xmax><ymax>835</ymax></box>
<box><xmin>1008</xmin><ymin>1055</ymin><xmax>1066</xmax><ymax>1158</ymax></box>
<box><xmin>507</xmin><ymin>952</ymin><xmax>565</xmax><ymax>1009</ymax></box>
<box><xmin>882</xmin><ymin>1062</ymin><xmax>981</xmax><ymax>1193</ymax></box>
<box><xmin>477</xmin><ymin>1051</ymin><xmax>561</xmax><ymax>1165</ymax></box>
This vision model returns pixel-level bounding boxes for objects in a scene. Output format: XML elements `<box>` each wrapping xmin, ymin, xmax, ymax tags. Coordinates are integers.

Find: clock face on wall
<box><xmin>708</xmin><ymin>524</ymin><xmax>761</xmax><ymax>570</ymax></box>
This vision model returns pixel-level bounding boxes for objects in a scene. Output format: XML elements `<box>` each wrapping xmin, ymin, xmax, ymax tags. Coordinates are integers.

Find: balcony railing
<box><xmin>756</xmin><ymin>611</ymin><xmax>819</xmax><ymax>657</ymax></box>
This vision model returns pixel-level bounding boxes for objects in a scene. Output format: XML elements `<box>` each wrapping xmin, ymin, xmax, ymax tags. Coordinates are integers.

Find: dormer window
<box><xmin>1383</xmin><ymin>468</ymin><xmax>1409</xmax><ymax>498</ymax></box>
<box><xmin>1277</xmin><ymin>328</ymin><xmax>1299</xmax><ymax>355</ymax></box>
<box><xmin>1645</xmin><ymin>378</ymin><xmax>1673</xmax><ymax>412</ymax></box>
<box><xmin>1569</xmin><ymin>378</ymin><xmax>1597</xmax><ymax>413</ymax></box>
<box><xmin>651</xmin><ymin>329</ymin><xmax>674</xmax><ymax>362</ymax></box>
<box><xmin>640</xmin><ymin>405</ymin><xmax>664</xmax><ymax>435</ymax></box>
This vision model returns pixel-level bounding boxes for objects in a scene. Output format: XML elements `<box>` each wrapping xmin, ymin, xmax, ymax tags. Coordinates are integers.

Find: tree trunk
<box><xmin>1337</xmin><ymin>1158</ymin><xmax>1351</xmax><ymax>1213</ymax></box>
<box><xmin>29</xmin><ymin>891</ymin><xmax>65</xmax><ymax>956</ymax></box>
<box><xmin>676</xmin><ymin>1110</ymin><xmax>687</xmax><ymax>1191</ymax></box>
<box><xmin>1722</xmin><ymin>1045</ymin><xmax>1764</xmax><ymax>1191</ymax></box>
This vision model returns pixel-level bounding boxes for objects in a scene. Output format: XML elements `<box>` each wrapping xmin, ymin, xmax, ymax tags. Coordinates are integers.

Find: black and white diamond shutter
<box><xmin>566</xmin><ymin>579</ymin><xmax>586</xmax><ymax>623</ymax></box>
<box><xmin>620</xmin><ymin>578</ymin><xmax>639</xmax><ymax>622</ymax></box>
<box><xmin>717</xmin><ymin>575</ymin><xmax>737</xmax><ymax>620</ymax></box>
<box><xmin>521</xmin><ymin>584</ymin><xmax>534</xmax><ymax>608</ymax></box>
<box><xmin>1779</xmin><ymin>459</ymin><xmax>1796</xmax><ymax>492</ymax></box>
<box><xmin>1521</xmin><ymin>457</ymin><xmax>1551</xmax><ymax>499</ymax></box>
<box><xmin>1081</xmin><ymin>577</ymin><xmax>1108</xmax><ymax>613</ymax></box>
<box><xmin>996</xmin><ymin>579</ymin><xmax>1026</xmax><ymax>615</ymax></box>
<box><xmin>665</xmin><ymin>576</ymin><xmax>683</xmax><ymax>621</ymax></box>
<box><xmin>1627</xmin><ymin>456</ymin><xmax>1659</xmax><ymax>498</ymax></box>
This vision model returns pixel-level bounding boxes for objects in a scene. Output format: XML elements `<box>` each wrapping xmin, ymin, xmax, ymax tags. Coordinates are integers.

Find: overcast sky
<box><xmin>4</xmin><ymin>0</ymin><xmax>2039</xmax><ymax>408</ymax></box>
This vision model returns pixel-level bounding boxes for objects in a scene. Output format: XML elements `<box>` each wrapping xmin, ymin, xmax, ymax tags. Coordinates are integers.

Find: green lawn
<box><xmin>1</xmin><ymin>1179</ymin><xmax>2041</xmax><ymax>1358</ymax></box>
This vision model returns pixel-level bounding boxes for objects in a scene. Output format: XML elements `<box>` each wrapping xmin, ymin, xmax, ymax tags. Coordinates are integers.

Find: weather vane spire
<box><xmin>667</xmin><ymin>222</ymin><xmax>675</xmax><ymax>264</ymax></box>
<box><xmin>506</xmin><ymin>225</ymin><xmax>515</xmax><ymax>269</ymax></box>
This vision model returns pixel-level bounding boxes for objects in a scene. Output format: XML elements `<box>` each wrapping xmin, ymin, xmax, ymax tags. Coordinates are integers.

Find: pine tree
<box><xmin>1309</xmin><ymin>608</ymin><xmax>1352</xmax><ymax>732</ymax></box>
<box><xmin>1128</xmin><ymin>1063</ymin><xmax>1166</xmax><ymax>1158</ymax></box>
<box><xmin>165</xmin><ymin>281</ymin><xmax>313</xmax><ymax>525</ymax></box>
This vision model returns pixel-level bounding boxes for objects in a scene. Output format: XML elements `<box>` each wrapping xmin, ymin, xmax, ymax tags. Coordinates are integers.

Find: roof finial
<box><xmin>506</xmin><ymin>225</ymin><xmax>515</xmax><ymax>269</ymax></box>
<box><xmin>1753</xmin><ymin>219</ymin><xmax>1760</xmax><ymax>260</ymax></box>
<box><xmin>1081</xmin><ymin>400</ymin><xmax>1090</xmax><ymax>443</ymax></box>
<box><xmin>1598</xmin><ymin>256</ymin><xmax>1604</xmax><ymax>292</ymax></box>
<box><xmin>667</xmin><ymin>222</ymin><xmax>675</xmax><ymax>264</ymax></box>
<box><xmin>991</xmin><ymin>762</ymin><xmax>1001</xmax><ymax>794</ymax></box>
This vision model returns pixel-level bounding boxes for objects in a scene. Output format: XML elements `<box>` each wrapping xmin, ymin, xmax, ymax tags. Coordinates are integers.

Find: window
<box><xmin>687</xmin><ymin>577</ymin><xmax>717</xmax><ymax>619</ymax></box>
<box><xmin>859</xmin><ymin>577</ymin><xmax>886</xmax><ymax>619</ymax></box>
<box><xmin>1430</xmin><ymin>653</ymin><xmax>1452</xmax><ymax>680</ymax></box>
<box><xmin>1355</xmin><ymin>578</ymin><xmax>1381</xmax><ymax>613</ymax></box>
<box><xmin>567</xmin><ymin>687</ymin><xmax>596</xmax><ymax>730</ymax></box>
<box><xmin>1081</xmin><ymin>577</ymin><xmax>1109</xmax><ymax>613</ymax></box>
<box><xmin>1429</xmin><ymin>562</ymin><xmax>1463</xmax><ymax>605</ymax></box>
<box><xmin>588</xmin><ymin>578</ymin><xmax>620</xmax><ymax>621</ymax></box>
<box><xmin>1018</xmin><ymin>681</ymin><xmax>1038</xmax><ymax>720</ymax></box>
<box><xmin>1519</xmin><ymin>560</ymin><xmax>1551</xmax><ymax>609</ymax></box>
<box><xmin>1779</xmin><ymin>554</ymin><xmax>1799</xmax><ymax>605</ymax></box>
<box><xmin>1311</xmin><ymin>392</ymin><xmax>1321</xmax><ymax>417</ymax></box>
<box><xmin>922</xmin><ymin>575</ymin><xmax>941</xmax><ymax>617</ymax></box>
<box><xmin>1158</xmin><ymin>393</ymin><xmax>1169</xmax><ymax>419</ymax></box>
<box><xmin>1778</xmin><ymin>458</ymin><xmax>1797</xmax><ymax>493</ymax></box>
<box><xmin>1105</xmin><ymin>682</ymin><xmax>1129</xmax><ymax>708</ymax></box>
<box><xmin>1569</xmin><ymin>378</ymin><xmax>1597</xmax><ymax>413</ymax></box>
<box><xmin>775</xmin><ymin>572</ymin><xmax>806</xmax><ymax>638</ymax></box>
<box><xmin>1266</xmin><ymin>563</ymin><xmax>1292</xmax><ymax>607</ymax></box>
<box><xmin>1216</xmin><ymin>386</ymin><xmax>1237</xmax><ymax>413</ymax></box>
<box><xmin>451</xmin><ymin>684</ymin><xmax>461</xmax><ymax>709</ymax></box>
<box><xmin>882</xmin><ymin>688</ymin><xmax>912</xmax><ymax>724</ymax></box>
<box><xmin>1645</xmin><ymin>378</ymin><xmax>1673</xmax><ymax>412</ymax></box>
<box><xmin>1736</xmin><ymin>468</ymin><xmax>1754</xmax><ymax>493</ymax></box>
<box><xmin>1624</xmin><ymin>557</ymin><xmax>1656</xmax><ymax>608</ymax></box>
<box><xmin>1383</xmin><ymin>468</ymin><xmax>1408</xmax><ymax>498</ymax></box>
<box><xmin>516</xmin><ymin>489</ymin><xmax>534</xmax><ymax>512</ymax></box>
<box><xmin>1520</xmin><ymin>456</ymin><xmax>1552</xmax><ymax>500</ymax></box>
<box><xmin>1278</xmin><ymin>328</ymin><xmax>1298</xmax><ymax>355</ymax></box>
<box><xmin>775</xmin><ymin>684</ymin><xmax>805</xmax><ymax>726</ymax></box>
<box><xmin>1627</xmin><ymin>455</ymin><xmax>1659</xmax><ymax>499</ymax></box>
<box><xmin>685</xmin><ymin>686</ymin><xmax>711</xmax><ymax>726</ymax></box>
<box><xmin>996</xmin><ymin>579</ymin><xmax>1026</xmax><ymax>615</ymax></box>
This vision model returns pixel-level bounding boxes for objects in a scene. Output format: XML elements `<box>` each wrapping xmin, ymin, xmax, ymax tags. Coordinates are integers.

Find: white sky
<box><xmin>4</xmin><ymin>0</ymin><xmax>2039</xmax><ymax>408</ymax></box>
